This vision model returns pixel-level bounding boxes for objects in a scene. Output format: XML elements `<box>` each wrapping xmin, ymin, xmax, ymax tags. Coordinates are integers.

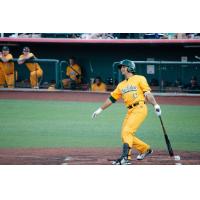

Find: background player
<box><xmin>62</xmin><ymin>57</ymin><xmax>81</xmax><ymax>90</ymax></box>
<box><xmin>91</xmin><ymin>76</ymin><xmax>107</xmax><ymax>92</ymax></box>
<box><xmin>92</xmin><ymin>59</ymin><xmax>161</xmax><ymax>165</ymax></box>
<box><xmin>0</xmin><ymin>46</ymin><xmax>15</xmax><ymax>88</ymax></box>
<box><xmin>18</xmin><ymin>47</ymin><xmax>43</xmax><ymax>89</ymax></box>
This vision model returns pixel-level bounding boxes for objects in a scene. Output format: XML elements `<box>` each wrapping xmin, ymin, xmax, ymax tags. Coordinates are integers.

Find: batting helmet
<box><xmin>115</xmin><ymin>59</ymin><xmax>136</xmax><ymax>73</ymax></box>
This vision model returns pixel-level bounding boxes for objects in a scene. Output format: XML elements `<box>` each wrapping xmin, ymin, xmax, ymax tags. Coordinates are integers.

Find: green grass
<box><xmin>0</xmin><ymin>99</ymin><xmax>200</xmax><ymax>151</ymax></box>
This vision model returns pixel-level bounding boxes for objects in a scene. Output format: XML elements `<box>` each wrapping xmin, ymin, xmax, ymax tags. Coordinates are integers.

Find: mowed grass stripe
<box><xmin>0</xmin><ymin>99</ymin><xmax>199</xmax><ymax>151</ymax></box>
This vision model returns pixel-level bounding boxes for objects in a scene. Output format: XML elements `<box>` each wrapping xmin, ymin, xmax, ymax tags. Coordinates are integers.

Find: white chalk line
<box><xmin>0</xmin><ymin>154</ymin><xmax>61</xmax><ymax>160</ymax></box>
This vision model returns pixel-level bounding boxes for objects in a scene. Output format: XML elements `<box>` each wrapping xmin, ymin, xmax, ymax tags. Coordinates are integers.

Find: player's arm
<box><xmin>75</xmin><ymin>65</ymin><xmax>81</xmax><ymax>79</ymax></box>
<box><xmin>18</xmin><ymin>53</ymin><xmax>35</xmax><ymax>64</ymax></box>
<box><xmin>92</xmin><ymin>96</ymin><xmax>116</xmax><ymax>119</ymax></box>
<box><xmin>140</xmin><ymin>76</ymin><xmax>161</xmax><ymax>117</ymax></box>
<box><xmin>92</xmin><ymin>84</ymin><xmax>121</xmax><ymax>119</ymax></box>
<box><xmin>144</xmin><ymin>91</ymin><xmax>157</xmax><ymax>106</ymax></box>
<box><xmin>0</xmin><ymin>57</ymin><xmax>9</xmax><ymax>62</ymax></box>
<box><xmin>18</xmin><ymin>56</ymin><xmax>27</xmax><ymax>64</ymax></box>
<box><xmin>66</xmin><ymin>67</ymin><xmax>71</xmax><ymax>79</ymax></box>
<box><xmin>144</xmin><ymin>91</ymin><xmax>161</xmax><ymax>116</ymax></box>
<box><xmin>0</xmin><ymin>54</ymin><xmax>13</xmax><ymax>62</ymax></box>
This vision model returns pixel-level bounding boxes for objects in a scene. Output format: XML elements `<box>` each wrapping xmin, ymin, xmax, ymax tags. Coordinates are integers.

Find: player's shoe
<box><xmin>137</xmin><ymin>149</ymin><xmax>153</xmax><ymax>160</ymax></box>
<box><xmin>112</xmin><ymin>156</ymin><xmax>131</xmax><ymax>165</ymax></box>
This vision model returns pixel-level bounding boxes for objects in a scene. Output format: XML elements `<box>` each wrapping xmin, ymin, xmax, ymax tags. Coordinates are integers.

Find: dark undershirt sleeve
<box><xmin>109</xmin><ymin>95</ymin><xmax>117</xmax><ymax>103</ymax></box>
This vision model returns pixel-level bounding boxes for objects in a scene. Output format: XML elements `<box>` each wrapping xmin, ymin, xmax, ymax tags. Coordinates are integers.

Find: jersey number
<box><xmin>133</xmin><ymin>92</ymin><xmax>138</xmax><ymax>98</ymax></box>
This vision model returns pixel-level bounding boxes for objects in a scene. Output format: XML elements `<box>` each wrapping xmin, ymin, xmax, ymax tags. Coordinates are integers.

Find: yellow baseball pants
<box><xmin>121</xmin><ymin>102</ymin><xmax>150</xmax><ymax>156</ymax></box>
<box><xmin>30</xmin><ymin>69</ymin><xmax>43</xmax><ymax>88</ymax></box>
<box><xmin>0</xmin><ymin>68</ymin><xmax>14</xmax><ymax>88</ymax></box>
<box><xmin>0</xmin><ymin>67</ymin><xmax>5</xmax><ymax>87</ymax></box>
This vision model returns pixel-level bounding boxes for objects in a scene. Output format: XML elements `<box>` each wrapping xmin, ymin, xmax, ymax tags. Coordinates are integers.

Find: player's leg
<box><xmin>5</xmin><ymin>73</ymin><xmax>14</xmax><ymax>88</ymax></box>
<box><xmin>121</xmin><ymin>114</ymin><xmax>132</xmax><ymax>160</ymax></box>
<box><xmin>62</xmin><ymin>79</ymin><xmax>70</xmax><ymax>88</ymax></box>
<box><xmin>122</xmin><ymin>104</ymin><xmax>151</xmax><ymax>156</ymax></box>
<box><xmin>36</xmin><ymin>69</ymin><xmax>43</xmax><ymax>88</ymax></box>
<box><xmin>112</xmin><ymin>113</ymin><xmax>134</xmax><ymax>165</ymax></box>
<box><xmin>0</xmin><ymin>67</ymin><xmax>6</xmax><ymax>88</ymax></box>
<box><xmin>30</xmin><ymin>71</ymin><xmax>36</xmax><ymax>88</ymax></box>
<box><xmin>112</xmin><ymin>143</ymin><xmax>131</xmax><ymax>165</ymax></box>
<box><xmin>30</xmin><ymin>69</ymin><xmax>42</xmax><ymax>88</ymax></box>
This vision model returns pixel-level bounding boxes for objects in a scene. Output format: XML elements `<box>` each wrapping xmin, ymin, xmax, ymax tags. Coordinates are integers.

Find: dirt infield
<box><xmin>0</xmin><ymin>90</ymin><xmax>200</xmax><ymax>105</ymax></box>
<box><xmin>0</xmin><ymin>148</ymin><xmax>199</xmax><ymax>165</ymax></box>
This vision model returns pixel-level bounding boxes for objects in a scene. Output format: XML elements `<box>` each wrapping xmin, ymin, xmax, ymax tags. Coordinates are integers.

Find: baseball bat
<box><xmin>159</xmin><ymin>116</ymin><xmax>174</xmax><ymax>157</ymax></box>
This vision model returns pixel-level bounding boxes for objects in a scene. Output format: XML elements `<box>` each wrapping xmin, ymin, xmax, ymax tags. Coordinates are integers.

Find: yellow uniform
<box><xmin>0</xmin><ymin>62</ymin><xmax>5</xmax><ymax>87</ymax></box>
<box><xmin>111</xmin><ymin>75</ymin><xmax>151</xmax><ymax>155</ymax></box>
<box><xmin>0</xmin><ymin>54</ymin><xmax>14</xmax><ymax>88</ymax></box>
<box><xmin>91</xmin><ymin>82</ymin><xmax>107</xmax><ymax>92</ymax></box>
<box><xmin>66</xmin><ymin>64</ymin><xmax>81</xmax><ymax>83</ymax></box>
<box><xmin>19</xmin><ymin>53</ymin><xmax>43</xmax><ymax>88</ymax></box>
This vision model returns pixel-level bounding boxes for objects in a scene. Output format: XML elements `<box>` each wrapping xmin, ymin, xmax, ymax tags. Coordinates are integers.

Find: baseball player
<box><xmin>91</xmin><ymin>76</ymin><xmax>107</xmax><ymax>92</ymax></box>
<box><xmin>18</xmin><ymin>47</ymin><xmax>43</xmax><ymax>89</ymax></box>
<box><xmin>0</xmin><ymin>46</ymin><xmax>15</xmax><ymax>88</ymax></box>
<box><xmin>92</xmin><ymin>59</ymin><xmax>161</xmax><ymax>165</ymax></box>
<box><xmin>62</xmin><ymin>57</ymin><xmax>81</xmax><ymax>89</ymax></box>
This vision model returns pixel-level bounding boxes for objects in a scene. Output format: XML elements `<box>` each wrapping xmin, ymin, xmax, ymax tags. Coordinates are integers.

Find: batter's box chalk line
<box><xmin>175</xmin><ymin>163</ymin><xmax>182</xmax><ymax>165</ymax></box>
<box><xmin>64</xmin><ymin>156</ymin><xmax>73</xmax><ymax>161</ymax></box>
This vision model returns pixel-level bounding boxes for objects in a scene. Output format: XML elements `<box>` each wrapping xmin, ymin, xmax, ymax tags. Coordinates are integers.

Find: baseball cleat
<box><xmin>112</xmin><ymin>157</ymin><xmax>131</xmax><ymax>165</ymax></box>
<box><xmin>137</xmin><ymin>149</ymin><xmax>153</xmax><ymax>160</ymax></box>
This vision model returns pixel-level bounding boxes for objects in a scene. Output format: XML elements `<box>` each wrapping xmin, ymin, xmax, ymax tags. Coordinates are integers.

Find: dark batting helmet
<box><xmin>114</xmin><ymin>59</ymin><xmax>136</xmax><ymax>73</ymax></box>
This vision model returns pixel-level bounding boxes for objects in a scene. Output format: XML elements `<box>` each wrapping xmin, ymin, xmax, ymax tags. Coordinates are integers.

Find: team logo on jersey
<box><xmin>121</xmin><ymin>85</ymin><xmax>137</xmax><ymax>94</ymax></box>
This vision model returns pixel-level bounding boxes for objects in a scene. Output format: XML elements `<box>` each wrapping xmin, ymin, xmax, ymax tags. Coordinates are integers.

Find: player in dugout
<box><xmin>62</xmin><ymin>57</ymin><xmax>82</xmax><ymax>90</ymax></box>
<box><xmin>18</xmin><ymin>47</ymin><xmax>43</xmax><ymax>89</ymax></box>
<box><xmin>91</xmin><ymin>76</ymin><xmax>107</xmax><ymax>92</ymax></box>
<box><xmin>0</xmin><ymin>46</ymin><xmax>15</xmax><ymax>88</ymax></box>
<box><xmin>92</xmin><ymin>59</ymin><xmax>161</xmax><ymax>165</ymax></box>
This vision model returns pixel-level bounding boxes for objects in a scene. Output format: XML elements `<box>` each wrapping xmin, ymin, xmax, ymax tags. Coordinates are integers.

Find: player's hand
<box><xmin>154</xmin><ymin>104</ymin><xmax>161</xmax><ymax>117</ymax></box>
<box><xmin>92</xmin><ymin>108</ymin><xmax>103</xmax><ymax>119</ymax></box>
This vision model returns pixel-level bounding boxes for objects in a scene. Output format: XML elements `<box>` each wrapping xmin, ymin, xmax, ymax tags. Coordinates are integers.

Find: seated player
<box><xmin>91</xmin><ymin>76</ymin><xmax>107</xmax><ymax>92</ymax></box>
<box><xmin>62</xmin><ymin>57</ymin><xmax>81</xmax><ymax>90</ymax></box>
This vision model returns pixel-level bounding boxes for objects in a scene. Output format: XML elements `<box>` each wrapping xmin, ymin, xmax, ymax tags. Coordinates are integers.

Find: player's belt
<box><xmin>127</xmin><ymin>101</ymin><xmax>145</xmax><ymax>109</ymax></box>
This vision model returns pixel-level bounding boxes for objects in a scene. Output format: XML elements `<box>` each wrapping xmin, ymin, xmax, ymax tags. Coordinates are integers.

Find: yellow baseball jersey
<box><xmin>111</xmin><ymin>75</ymin><xmax>151</xmax><ymax>107</ymax></box>
<box><xmin>19</xmin><ymin>53</ymin><xmax>42</xmax><ymax>72</ymax></box>
<box><xmin>66</xmin><ymin>64</ymin><xmax>81</xmax><ymax>83</ymax></box>
<box><xmin>91</xmin><ymin>82</ymin><xmax>107</xmax><ymax>92</ymax></box>
<box><xmin>0</xmin><ymin>54</ymin><xmax>14</xmax><ymax>75</ymax></box>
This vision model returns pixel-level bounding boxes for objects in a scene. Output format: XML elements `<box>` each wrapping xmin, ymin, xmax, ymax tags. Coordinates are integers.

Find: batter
<box><xmin>92</xmin><ymin>59</ymin><xmax>161</xmax><ymax>165</ymax></box>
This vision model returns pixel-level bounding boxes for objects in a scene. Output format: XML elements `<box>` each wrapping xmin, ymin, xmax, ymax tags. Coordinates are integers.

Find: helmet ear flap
<box><xmin>127</xmin><ymin>66</ymin><xmax>136</xmax><ymax>73</ymax></box>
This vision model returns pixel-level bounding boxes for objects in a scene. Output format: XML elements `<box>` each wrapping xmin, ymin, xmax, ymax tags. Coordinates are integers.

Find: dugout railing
<box><xmin>12</xmin><ymin>58</ymin><xmax>60</xmax><ymax>89</ymax></box>
<box><xmin>113</xmin><ymin>61</ymin><xmax>200</xmax><ymax>93</ymax></box>
<box><xmin>59</xmin><ymin>60</ymin><xmax>68</xmax><ymax>89</ymax></box>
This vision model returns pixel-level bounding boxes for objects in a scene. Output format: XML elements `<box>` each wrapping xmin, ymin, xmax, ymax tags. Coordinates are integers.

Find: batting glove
<box><xmin>154</xmin><ymin>104</ymin><xmax>161</xmax><ymax>117</ymax></box>
<box><xmin>92</xmin><ymin>108</ymin><xmax>103</xmax><ymax>119</ymax></box>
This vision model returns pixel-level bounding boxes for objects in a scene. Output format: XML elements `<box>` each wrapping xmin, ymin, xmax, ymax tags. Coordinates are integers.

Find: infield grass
<box><xmin>0</xmin><ymin>99</ymin><xmax>200</xmax><ymax>151</ymax></box>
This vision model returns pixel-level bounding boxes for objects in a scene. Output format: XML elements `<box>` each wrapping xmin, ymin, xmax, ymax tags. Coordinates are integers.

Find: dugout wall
<box><xmin>1</xmin><ymin>38</ymin><xmax>200</xmax><ymax>89</ymax></box>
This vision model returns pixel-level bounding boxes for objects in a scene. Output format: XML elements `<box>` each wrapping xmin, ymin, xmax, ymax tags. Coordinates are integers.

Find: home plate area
<box><xmin>0</xmin><ymin>148</ymin><xmax>199</xmax><ymax>165</ymax></box>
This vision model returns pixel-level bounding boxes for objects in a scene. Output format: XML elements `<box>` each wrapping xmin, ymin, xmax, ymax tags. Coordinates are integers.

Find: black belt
<box><xmin>127</xmin><ymin>101</ymin><xmax>145</xmax><ymax>109</ymax></box>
